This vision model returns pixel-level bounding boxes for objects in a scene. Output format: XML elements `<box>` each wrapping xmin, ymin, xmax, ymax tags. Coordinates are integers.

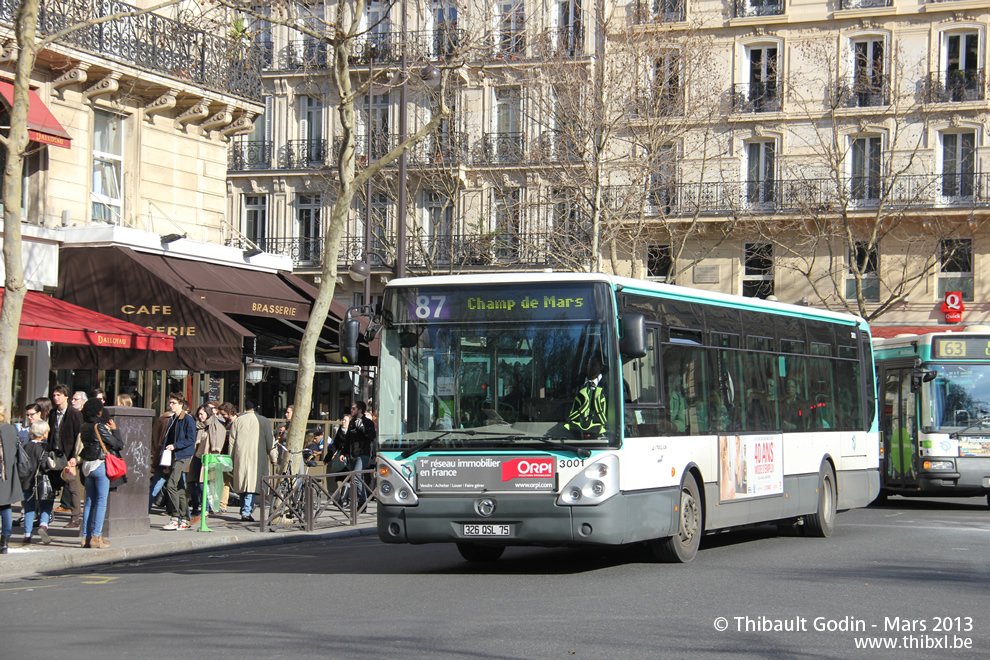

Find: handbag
<box><xmin>328</xmin><ymin>451</ymin><xmax>348</xmax><ymax>474</ymax></box>
<box><xmin>42</xmin><ymin>448</ymin><xmax>68</xmax><ymax>472</ymax></box>
<box><xmin>61</xmin><ymin>464</ymin><xmax>78</xmax><ymax>483</ymax></box>
<box><xmin>95</xmin><ymin>423</ymin><xmax>128</xmax><ymax>482</ymax></box>
<box><xmin>35</xmin><ymin>471</ymin><xmax>54</xmax><ymax>501</ymax></box>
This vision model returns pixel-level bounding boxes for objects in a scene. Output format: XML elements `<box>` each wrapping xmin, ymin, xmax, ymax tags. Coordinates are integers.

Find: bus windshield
<box><xmin>377</xmin><ymin>282</ymin><xmax>620</xmax><ymax>452</ymax></box>
<box><xmin>925</xmin><ymin>363</ymin><xmax>990</xmax><ymax>432</ymax></box>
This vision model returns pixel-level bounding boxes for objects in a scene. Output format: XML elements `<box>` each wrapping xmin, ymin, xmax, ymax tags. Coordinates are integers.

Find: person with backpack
<box><xmin>17</xmin><ymin>419</ymin><xmax>54</xmax><ymax>546</ymax></box>
<box><xmin>334</xmin><ymin>401</ymin><xmax>376</xmax><ymax>508</ymax></box>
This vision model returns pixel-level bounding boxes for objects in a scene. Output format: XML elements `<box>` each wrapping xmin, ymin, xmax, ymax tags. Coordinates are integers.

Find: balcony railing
<box><xmin>410</xmin><ymin>28</ymin><xmax>465</xmax><ymax>60</ymax></box>
<box><xmin>731</xmin><ymin>82</ymin><xmax>782</xmax><ymax>113</ymax></box>
<box><xmin>926</xmin><ymin>69</ymin><xmax>986</xmax><ymax>103</ymax></box>
<box><xmin>482</xmin><ymin>133</ymin><xmax>526</xmax><ymax>164</ymax></box>
<box><xmin>228</xmin><ymin>141</ymin><xmax>273</xmax><ymax>171</ymax></box>
<box><xmin>634</xmin><ymin>0</ymin><xmax>687</xmax><ymax>23</ymax></box>
<box><xmin>839</xmin><ymin>0</ymin><xmax>892</xmax><ymax>8</ymax></box>
<box><xmin>488</xmin><ymin>29</ymin><xmax>526</xmax><ymax>59</ymax></box>
<box><xmin>351</xmin><ymin>31</ymin><xmax>399</xmax><ymax>64</ymax></box>
<box><xmin>536</xmin><ymin>130</ymin><xmax>583</xmax><ymax>161</ymax></box>
<box><xmin>281</xmin><ymin>39</ymin><xmax>330</xmax><ymax>70</ymax></box>
<box><xmin>535</xmin><ymin>27</ymin><xmax>584</xmax><ymax>58</ymax></box>
<box><xmin>836</xmin><ymin>74</ymin><xmax>890</xmax><ymax>108</ymax></box>
<box><xmin>406</xmin><ymin>131</ymin><xmax>469</xmax><ymax>167</ymax></box>
<box><xmin>604</xmin><ymin>173</ymin><xmax>990</xmax><ymax>216</ymax></box>
<box><xmin>278</xmin><ymin>139</ymin><xmax>330</xmax><ymax>169</ymax></box>
<box><xmin>735</xmin><ymin>0</ymin><xmax>785</xmax><ymax>18</ymax></box>
<box><xmin>1</xmin><ymin>0</ymin><xmax>263</xmax><ymax>100</ymax></box>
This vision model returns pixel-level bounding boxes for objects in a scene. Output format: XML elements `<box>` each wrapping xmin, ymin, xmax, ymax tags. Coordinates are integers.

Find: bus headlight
<box><xmin>557</xmin><ymin>454</ymin><xmax>619</xmax><ymax>506</ymax></box>
<box><xmin>923</xmin><ymin>460</ymin><xmax>954</xmax><ymax>471</ymax></box>
<box><xmin>376</xmin><ymin>461</ymin><xmax>419</xmax><ymax>506</ymax></box>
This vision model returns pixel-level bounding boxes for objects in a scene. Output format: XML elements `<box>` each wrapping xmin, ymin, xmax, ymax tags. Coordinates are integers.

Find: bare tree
<box><xmin>750</xmin><ymin>38</ymin><xmax>983</xmax><ymax>321</ymax></box>
<box><xmin>215</xmin><ymin>0</ymin><xmax>466</xmax><ymax>457</ymax></box>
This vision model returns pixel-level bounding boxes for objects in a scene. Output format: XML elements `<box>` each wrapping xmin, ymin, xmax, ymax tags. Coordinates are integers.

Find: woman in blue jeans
<box><xmin>18</xmin><ymin>420</ymin><xmax>56</xmax><ymax>545</ymax></box>
<box><xmin>78</xmin><ymin>399</ymin><xmax>122</xmax><ymax>549</ymax></box>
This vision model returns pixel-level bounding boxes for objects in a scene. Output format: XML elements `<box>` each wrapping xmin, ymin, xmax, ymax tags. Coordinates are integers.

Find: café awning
<box><xmin>2</xmin><ymin>288</ymin><xmax>173</xmax><ymax>350</ymax></box>
<box><xmin>0</xmin><ymin>80</ymin><xmax>72</xmax><ymax>149</ymax></box>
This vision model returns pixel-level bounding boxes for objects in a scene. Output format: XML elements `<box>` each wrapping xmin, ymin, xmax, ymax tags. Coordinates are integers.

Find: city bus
<box><xmin>873</xmin><ymin>328</ymin><xmax>990</xmax><ymax>506</ymax></box>
<box><xmin>358</xmin><ymin>273</ymin><xmax>879</xmax><ymax>562</ymax></box>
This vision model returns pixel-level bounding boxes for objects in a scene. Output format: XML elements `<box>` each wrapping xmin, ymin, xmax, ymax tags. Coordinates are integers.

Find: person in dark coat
<box><xmin>0</xmin><ymin>404</ymin><xmax>21</xmax><ymax>554</ymax></box>
<box><xmin>50</xmin><ymin>384</ymin><xmax>83</xmax><ymax>527</ymax></box>
<box><xmin>160</xmin><ymin>393</ymin><xmax>196</xmax><ymax>531</ymax></box>
<box><xmin>78</xmin><ymin>398</ymin><xmax>123</xmax><ymax>549</ymax></box>
<box><xmin>18</xmin><ymin>420</ymin><xmax>54</xmax><ymax>546</ymax></box>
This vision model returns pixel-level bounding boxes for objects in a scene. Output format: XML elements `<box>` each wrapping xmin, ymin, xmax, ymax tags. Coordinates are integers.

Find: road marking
<box><xmin>78</xmin><ymin>575</ymin><xmax>119</xmax><ymax>584</ymax></box>
<box><xmin>0</xmin><ymin>584</ymin><xmax>58</xmax><ymax>592</ymax></box>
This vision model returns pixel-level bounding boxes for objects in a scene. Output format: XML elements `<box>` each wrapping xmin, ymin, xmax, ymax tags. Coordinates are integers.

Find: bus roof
<box><xmin>384</xmin><ymin>272</ymin><xmax>868</xmax><ymax>328</ymax></box>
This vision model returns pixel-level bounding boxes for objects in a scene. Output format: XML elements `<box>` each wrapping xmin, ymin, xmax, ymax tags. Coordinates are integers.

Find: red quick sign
<box><xmin>501</xmin><ymin>458</ymin><xmax>554</xmax><ymax>481</ymax></box>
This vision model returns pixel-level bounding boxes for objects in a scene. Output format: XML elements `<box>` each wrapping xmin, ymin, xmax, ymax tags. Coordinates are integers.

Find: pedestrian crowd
<box><xmin>0</xmin><ymin>386</ymin><xmax>377</xmax><ymax>553</ymax></box>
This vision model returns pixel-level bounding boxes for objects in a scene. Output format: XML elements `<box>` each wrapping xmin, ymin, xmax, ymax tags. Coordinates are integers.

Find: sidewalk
<box><xmin>0</xmin><ymin>508</ymin><xmax>378</xmax><ymax>583</ymax></box>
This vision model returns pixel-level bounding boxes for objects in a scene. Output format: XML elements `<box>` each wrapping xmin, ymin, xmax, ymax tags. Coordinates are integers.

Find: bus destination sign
<box><xmin>933</xmin><ymin>336</ymin><xmax>990</xmax><ymax>359</ymax></box>
<box><xmin>394</xmin><ymin>283</ymin><xmax>604</xmax><ymax>324</ymax></box>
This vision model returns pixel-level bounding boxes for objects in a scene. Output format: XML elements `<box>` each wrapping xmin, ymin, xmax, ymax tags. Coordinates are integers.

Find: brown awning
<box><xmin>52</xmin><ymin>246</ymin><xmax>353</xmax><ymax>371</ymax></box>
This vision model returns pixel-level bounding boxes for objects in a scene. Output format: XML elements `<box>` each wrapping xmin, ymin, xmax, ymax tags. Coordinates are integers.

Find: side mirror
<box><xmin>910</xmin><ymin>368</ymin><xmax>937</xmax><ymax>393</ymax></box>
<box><xmin>340</xmin><ymin>318</ymin><xmax>362</xmax><ymax>364</ymax></box>
<box><xmin>619</xmin><ymin>313</ymin><xmax>647</xmax><ymax>359</ymax></box>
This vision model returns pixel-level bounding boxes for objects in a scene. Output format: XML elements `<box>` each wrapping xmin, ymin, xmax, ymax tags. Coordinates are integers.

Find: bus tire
<box><xmin>805</xmin><ymin>463</ymin><xmax>836</xmax><ymax>538</ymax></box>
<box><xmin>649</xmin><ymin>474</ymin><xmax>703</xmax><ymax>563</ymax></box>
<box><xmin>456</xmin><ymin>543</ymin><xmax>505</xmax><ymax>562</ymax></box>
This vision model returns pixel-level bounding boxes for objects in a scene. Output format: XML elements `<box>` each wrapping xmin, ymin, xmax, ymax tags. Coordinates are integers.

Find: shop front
<box><xmin>52</xmin><ymin>244</ymin><xmax>355</xmax><ymax>419</ymax></box>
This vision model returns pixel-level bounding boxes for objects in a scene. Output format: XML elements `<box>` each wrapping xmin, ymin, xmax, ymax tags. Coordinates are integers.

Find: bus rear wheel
<box><xmin>649</xmin><ymin>475</ymin><xmax>703</xmax><ymax>563</ymax></box>
<box><xmin>456</xmin><ymin>543</ymin><xmax>505</xmax><ymax>562</ymax></box>
<box><xmin>805</xmin><ymin>463</ymin><xmax>836</xmax><ymax>538</ymax></box>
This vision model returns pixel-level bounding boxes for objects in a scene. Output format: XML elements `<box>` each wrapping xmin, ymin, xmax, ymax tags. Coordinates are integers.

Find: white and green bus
<box><xmin>359</xmin><ymin>273</ymin><xmax>879</xmax><ymax>562</ymax></box>
<box><xmin>874</xmin><ymin>328</ymin><xmax>990</xmax><ymax>506</ymax></box>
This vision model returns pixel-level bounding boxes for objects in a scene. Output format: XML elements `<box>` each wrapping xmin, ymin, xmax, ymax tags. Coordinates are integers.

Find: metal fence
<box><xmin>261</xmin><ymin>470</ymin><xmax>377</xmax><ymax>532</ymax></box>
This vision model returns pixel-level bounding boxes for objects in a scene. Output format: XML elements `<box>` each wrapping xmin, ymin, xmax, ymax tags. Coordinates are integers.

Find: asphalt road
<box><xmin>2</xmin><ymin>495</ymin><xmax>988</xmax><ymax>659</ymax></box>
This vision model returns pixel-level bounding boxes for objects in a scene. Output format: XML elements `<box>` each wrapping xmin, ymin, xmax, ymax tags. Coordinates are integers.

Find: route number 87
<box><xmin>414</xmin><ymin>295</ymin><xmax>448</xmax><ymax>319</ymax></box>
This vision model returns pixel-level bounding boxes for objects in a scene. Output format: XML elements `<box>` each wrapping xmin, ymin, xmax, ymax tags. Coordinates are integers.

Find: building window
<box><xmin>850</xmin><ymin>136</ymin><xmax>882</xmax><ymax>201</ymax></box>
<box><xmin>493</xmin><ymin>188</ymin><xmax>522</xmax><ymax>260</ymax></box>
<box><xmin>845</xmin><ymin>241</ymin><xmax>880</xmax><ymax>301</ymax></box>
<box><xmin>497</xmin><ymin>1</ymin><xmax>526</xmax><ymax>56</ymax></box>
<box><xmin>425</xmin><ymin>190</ymin><xmax>454</xmax><ymax>263</ymax></box>
<box><xmin>653</xmin><ymin>49</ymin><xmax>681</xmax><ymax>116</ymax></box>
<box><xmin>939</xmin><ymin>238</ymin><xmax>974</xmax><ymax>301</ymax></box>
<box><xmin>295</xmin><ymin>95</ymin><xmax>326</xmax><ymax>167</ymax></box>
<box><xmin>745</xmin><ymin>45</ymin><xmax>779</xmax><ymax>112</ymax></box>
<box><xmin>942</xmin><ymin>131</ymin><xmax>976</xmax><ymax>199</ymax></box>
<box><xmin>650</xmin><ymin>144</ymin><xmax>677</xmax><ymax>214</ymax></box>
<box><xmin>244</xmin><ymin>194</ymin><xmax>268</xmax><ymax>248</ymax></box>
<box><xmin>647</xmin><ymin>244</ymin><xmax>672</xmax><ymax>282</ymax></box>
<box><xmin>738</xmin><ymin>0</ymin><xmax>785</xmax><ymax>19</ymax></box>
<box><xmin>850</xmin><ymin>38</ymin><xmax>887</xmax><ymax>107</ymax></box>
<box><xmin>92</xmin><ymin>110</ymin><xmax>123</xmax><ymax>223</ymax></box>
<box><xmin>743</xmin><ymin>242</ymin><xmax>774</xmax><ymax>299</ymax></box>
<box><xmin>746</xmin><ymin>140</ymin><xmax>776</xmax><ymax>206</ymax></box>
<box><xmin>296</xmin><ymin>193</ymin><xmax>322</xmax><ymax>262</ymax></box>
<box><xmin>488</xmin><ymin>86</ymin><xmax>523</xmax><ymax>162</ymax></box>
<box><xmin>942</xmin><ymin>32</ymin><xmax>983</xmax><ymax>102</ymax></box>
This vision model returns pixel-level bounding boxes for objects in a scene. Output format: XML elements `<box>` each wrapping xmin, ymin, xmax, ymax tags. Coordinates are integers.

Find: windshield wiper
<box><xmin>950</xmin><ymin>415</ymin><xmax>990</xmax><ymax>438</ymax></box>
<box><xmin>493</xmin><ymin>435</ymin><xmax>592</xmax><ymax>458</ymax></box>
<box><xmin>399</xmin><ymin>429</ymin><xmax>511</xmax><ymax>459</ymax></box>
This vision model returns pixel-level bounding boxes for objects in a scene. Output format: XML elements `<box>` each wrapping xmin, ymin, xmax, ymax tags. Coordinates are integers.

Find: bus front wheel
<box><xmin>456</xmin><ymin>543</ymin><xmax>505</xmax><ymax>562</ymax></box>
<box><xmin>649</xmin><ymin>474</ymin><xmax>703</xmax><ymax>563</ymax></box>
<box><xmin>805</xmin><ymin>463</ymin><xmax>836</xmax><ymax>538</ymax></box>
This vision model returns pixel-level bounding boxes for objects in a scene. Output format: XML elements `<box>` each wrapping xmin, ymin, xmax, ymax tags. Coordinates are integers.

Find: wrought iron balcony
<box><xmin>3</xmin><ymin>0</ymin><xmax>263</xmax><ymax>100</ymax></box>
<box><xmin>228</xmin><ymin>141</ymin><xmax>273</xmax><ymax>171</ymax></box>
<box><xmin>406</xmin><ymin>131</ymin><xmax>468</xmax><ymax>167</ymax></box>
<box><xmin>282</xmin><ymin>39</ymin><xmax>330</xmax><ymax>70</ymax></box>
<box><xmin>259</xmin><ymin>237</ymin><xmax>325</xmax><ymax>265</ymax></box>
<box><xmin>536</xmin><ymin>131</ymin><xmax>583</xmax><ymax>161</ymax></box>
<box><xmin>278</xmin><ymin>139</ymin><xmax>330</xmax><ymax>169</ymax></box>
<box><xmin>731</xmin><ymin>82</ymin><xmax>782</xmax><ymax>113</ymax></box>
<box><xmin>350</xmin><ymin>31</ymin><xmax>399</xmax><ymax>64</ymax></box>
<box><xmin>482</xmin><ymin>133</ymin><xmax>526</xmax><ymax>164</ymax></box>
<box><xmin>735</xmin><ymin>0</ymin><xmax>785</xmax><ymax>18</ymax></box>
<box><xmin>535</xmin><ymin>27</ymin><xmax>584</xmax><ymax>58</ymax></box>
<box><xmin>488</xmin><ymin>30</ymin><xmax>526</xmax><ymax>60</ymax></box>
<box><xmin>835</xmin><ymin>74</ymin><xmax>889</xmax><ymax>108</ymax></box>
<box><xmin>411</xmin><ymin>28</ymin><xmax>465</xmax><ymax>60</ymax></box>
<box><xmin>839</xmin><ymin>0</ymin><xmax>892</xmax><ymax>8</ymax></box>
<box><xmin>634</xmin><ymin>0</ymin><xmax>687</xmax><ymax>23</ymax></box>
<box><xmin>355</xmin><ymin>131</ymin><xmax>396</xmax><ymax>162</ymax></box>
<box><xmin>926</xmin><ymin>69</ymin><xmax>986</xmax><ymax>103</ymax></box>
<box><xmin>604</xmin><ymin>173</ymin><xmax>990</xmax><ymax>217</ymax></box>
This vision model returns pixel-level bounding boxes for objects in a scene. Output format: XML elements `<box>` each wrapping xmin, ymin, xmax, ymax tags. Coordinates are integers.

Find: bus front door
<box><xmin>883</xmin><ymin>367</ymin><xmax>918</xmax><ymax>489</ymax></box>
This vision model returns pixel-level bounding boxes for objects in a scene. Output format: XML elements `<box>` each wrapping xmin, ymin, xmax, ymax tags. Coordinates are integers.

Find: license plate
<box><xmin>463</xmin><ymin>524</ymin><xmax>511</xmax><ymax>537</ymax></box>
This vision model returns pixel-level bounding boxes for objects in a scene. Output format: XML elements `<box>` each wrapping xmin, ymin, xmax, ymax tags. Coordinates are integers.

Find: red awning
<box><xmin>0</xmin><ymin>80</ymin><xmax>72</xmax><ymax>149</ymax></box>
<box><xmin>2</xmin><ymin>289</ymin><xmax>173</xmax><ymax>351</ymax></box>
<box><xmin>871</xmin><ymin>326</ymin><xmax>968</xmax><ymax>339</ymax></box>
